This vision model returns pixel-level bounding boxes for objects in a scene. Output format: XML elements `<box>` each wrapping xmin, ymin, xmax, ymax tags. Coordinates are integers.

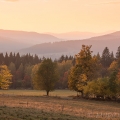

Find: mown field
<box><xmin>0</xmin><ymin>90</ymin><xmax>120</xmax><ymax>120</ymax></box>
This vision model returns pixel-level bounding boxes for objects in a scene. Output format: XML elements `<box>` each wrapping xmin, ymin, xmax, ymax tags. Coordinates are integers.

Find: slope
<box><xmin>19</xmin><ymin>31</ymin><xmax>120</xmax><ymax>58</ymax></box>
<box><xmin>0</xmin><ymin>29</ymin><xmax>63</xmax><ymax>44</ymax></box>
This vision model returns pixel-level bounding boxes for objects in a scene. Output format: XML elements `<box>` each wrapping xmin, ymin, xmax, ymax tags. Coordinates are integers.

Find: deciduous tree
<box><xmin>34</xmin><ymin>58</ymin><xmax>58</xmax><ymax>96</ymax></box>
<box><xmin>0</xmin><ymin>65</ymin><xmax>12</xmax><ymax>89</ymax></box>
<box><xmin>68</xmin><ymin>45</ymin><xmax>98</xmax><ymax>96</ymax></box>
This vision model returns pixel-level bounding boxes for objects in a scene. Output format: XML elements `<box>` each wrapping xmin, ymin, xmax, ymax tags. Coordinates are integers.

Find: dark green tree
<box><xmin>59</xmin><ymin>55</ymin><xmax>65</xmax><ymax>63</ymax></box>
<box><xmin>4</xmin><ymin>52</ymin><xmax>9</xmax><ymax>66</ymax></box>
<box><xmin>0</xmin><ymin>53</ymin><xmax>4</xmax><ymax>65</ymax></box>
<box><xmin>96</xmin><ymin>52</ymin><xmax>101</xmax><ymax>61</ymax></box>
<box><xmin>116</xmin><ymin>46</ymin><xmax>120</xmax><ymax>59</ymax></box>
<box><xmin>33</xmin><ymin>54</ymin><xmax>40</xmax><ymax>64</ymax></box>
<box><xmin>15</xmin><ymin>52</ymin><xmax>21</xmax><ymax>69</ymax></box>
<box><xmin>110</xmin><ymin>51</ymin><xmax>115</xmax><ymax>62</ymax></box>
<box><xmin>101</xmin><ymin>47</ymin><xmax>112</xmax><ymax>68</ymax></box>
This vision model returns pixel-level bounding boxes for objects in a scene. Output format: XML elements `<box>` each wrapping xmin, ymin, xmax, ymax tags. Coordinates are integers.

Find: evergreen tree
<box><xmin>34</xmin><ymin>54</ymin><xmax>40</xmax><ymax>64</ymax></box>
<box><xmin>110</xmin><ymin>51</ymin><xmax>115</xmax><ymax>62</ymax></box>
<box><xmin>68</xmin><ymin>55</ymin><xmax>73</xmax><ymax>60</ymax></box>
<box><xmin>65</xmin><ymin>55</ymin><xmax>68</xmax><ymax>62</ymax></box>
<box><xmin>59</xmin><ymin>55</ymin><xmax>65</xmax><ymax>63</ymax></box>
<box><xmin>4</xmin><ymin>52</ymin><xmax>9</xmax><ymax>66</ymax></box>
<box><xmin>15</xmin><ymin>52</ymin><xmax>21</xmax><ymax>69</ymax></box>
<box><xmin>116</xmin><ymin>46</ymin><xmax>120</xmax><ymax>59</ymax></box>
<box><xmin>101</xmin><ymin>47</ymin><xmax>112</xmax><ymax>68</ymax></box>
<box><xmin>0</xmin><ymin>53</ymin><xmax>4</xmax><ymax>65</ymax></box>
<box><xmin>9</xmin><ymin>52</ymin><xmax>13</xmax><ymax>63</ymax></box>
<box><xmin>97</xmin><ymin>52</ymin><xmax>101</xmax><ymax>60</ymax></box>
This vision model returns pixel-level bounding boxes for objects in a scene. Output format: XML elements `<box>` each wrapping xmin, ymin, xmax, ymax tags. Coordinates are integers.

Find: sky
<box><xmin>0</xmin><ymin>0</ymin><xmax>120</xmax><ymax>33</ymax></box>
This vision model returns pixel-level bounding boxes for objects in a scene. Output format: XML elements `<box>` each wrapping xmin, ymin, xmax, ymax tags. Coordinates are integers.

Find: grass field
<box><xmin>0</xmin><ymin>90</ymin><xmax>77</xmax><ymax>97</ymax></box>
<box><xmin>0</xmin><ymin>90</ymin><xmax>120</xmax><ymax>120</ymax></box>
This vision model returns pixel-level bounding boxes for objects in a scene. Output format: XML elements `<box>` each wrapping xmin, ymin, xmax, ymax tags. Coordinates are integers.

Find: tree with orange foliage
<box><xmin>68</xmin><ymin>45</ymin><xmax>99</xmax><ymax>97</ymax></box>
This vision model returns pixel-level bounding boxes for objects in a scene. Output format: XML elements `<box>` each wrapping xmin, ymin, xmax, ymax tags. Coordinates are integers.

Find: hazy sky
<box><xmin>0</xmin><ymin>0</ymin><xmax>120</xmax><ymax>33</ymax></box>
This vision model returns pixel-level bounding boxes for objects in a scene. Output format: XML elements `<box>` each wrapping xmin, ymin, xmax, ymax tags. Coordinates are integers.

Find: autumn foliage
<box><xmin>0</xmin><ymin>65</ymin><xmax>12</xmax><ymax>89</ymax></box>
<box><xmin>68</xmin><ymin>45</ymin><xmax>120</xmax><ymax>100</ymax></box>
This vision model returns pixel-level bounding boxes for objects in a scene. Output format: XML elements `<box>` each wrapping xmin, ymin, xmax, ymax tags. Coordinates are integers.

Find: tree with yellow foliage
<box><xmin>0</xmin><ymin>65</ymin><xmax>12</xmax><ymax>89</ymax></box>
<box><xmin>68</xmin><ymin>45</ymin><xmax>99</xmax><ymax>97</ymax></box>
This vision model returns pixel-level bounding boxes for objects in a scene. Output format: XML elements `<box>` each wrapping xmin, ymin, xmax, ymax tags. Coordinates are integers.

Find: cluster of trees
<box><xmin>0</xmin><ymin>45</ymin><xmax>120</xmax><ymax>100</ymax></box>
<box><xmin>0</xmin><ymin>52</ymin><xmax>73</xmax><ymax>90</ymax></box>
<box><xmin>31</xmin><ymin>56</ymin><xmax>74</xmax><ymax>95</ymax></box>
<box><xmin>31</xmin><ymin>58</ymin><xmax>73</xmax><ymax>95</ymax></box>
<box><xmin>68</xmin><ymin>45</ymin><xmax>120</xmax><ymax>100</ymax></box>
<box><xmin>0</xmin><ymin>52</ymin><xmax>41</xmax><ymax>89</ymax></box>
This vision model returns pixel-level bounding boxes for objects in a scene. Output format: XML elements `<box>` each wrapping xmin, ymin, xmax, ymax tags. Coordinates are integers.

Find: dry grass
<box><xmin>0</xmin><ymin>90</ymin><xmax>120</xmax><ymax>120</ymax></box>
<box><xmin>0</xmin><ymin>90</ymin><xmax>77</xmax><ymax>97</ymax></box>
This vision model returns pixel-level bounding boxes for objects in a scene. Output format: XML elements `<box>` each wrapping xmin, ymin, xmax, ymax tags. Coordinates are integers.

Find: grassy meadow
<box><xmin>0</xmin><ymin>90</ymin><xmax>120</xmax><ymax>120</ymax></box>
<box><xmin>0</xmin><ymin>90</ymin><xmax>77</xmax><ymax>97</ymax></box>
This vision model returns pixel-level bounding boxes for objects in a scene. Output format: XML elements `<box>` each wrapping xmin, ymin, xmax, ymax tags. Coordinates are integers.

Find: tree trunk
<box><xmin>77</xmin><ymin>90</ymin><xmax>84</xmax><ymax>97</ymax></box>
<box><xmin>46</xmin><ymin>90</ymin><xmax>49</xmax><ymax>96</ymax></box>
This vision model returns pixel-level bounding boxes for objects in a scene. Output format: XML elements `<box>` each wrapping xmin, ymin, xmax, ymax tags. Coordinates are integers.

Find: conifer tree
<box><xmin>0</xmin><ymin>53</ymin><xmax>4</xmax><ymax>65</ymax></box>
<box><xmin>101</xmin><ymin>47</ymin><xmax>112</xmax><ymax>68</ymax></box>
<box><xmin>4</xmin><ymin>52</ymin><xmax>9</xmax><ymax>66</ymax></box>
<box><xmin>116</xmin><ymin>46</ymin><xmax>120</xmax><ymax>59</ymax></box>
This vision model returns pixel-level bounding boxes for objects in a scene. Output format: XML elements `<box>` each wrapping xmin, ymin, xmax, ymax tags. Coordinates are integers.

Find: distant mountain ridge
<box><xmin>19</xmin><ymin>31</ymin><xmax>120</xmax><ymax>59</ymax></box>
<box><xmin>0</xmin><ymin>29</ymin><xmax>120</xmax><ymax>59</ymax></box>
<box><xmin>0</xmin><ymin>29</ymin><xmax>63</xmax><ymax>45</ymax></box>
<box><xmin>0</xmin><ymin>29</ymin><xmax>63</xmax><ymax>52</ymax></box>
<box><xmin>45</xmin><ymin>31</ymin><xmax>115</xmax><ymax>40</ymax></box>
<box><xmin>0</xmin><ymin>36</ymin><xmax>31</xmax><ymax>52</ymax></box>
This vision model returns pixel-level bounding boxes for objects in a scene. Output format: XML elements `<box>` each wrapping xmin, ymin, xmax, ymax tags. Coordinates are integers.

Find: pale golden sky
<box><xmin>0</xmin><ymin>0</ymin><xmax>120</xmax><ymax>33</ymax></box>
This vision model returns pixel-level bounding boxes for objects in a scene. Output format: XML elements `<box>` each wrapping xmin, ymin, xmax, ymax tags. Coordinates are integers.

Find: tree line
<box><xmin>69</xmin><ymin>45</ymin><xmax>120</xmax><ymax>100</ymax></box>
<box><xmin>0</xmin><ymin>52</ymin><xmax>74</xmax><ymax>90</ymax></box>
<box><xmin>0</xmin><ymin>46</ymin><xmax>120</xmax><ymax>99</ymax></box>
